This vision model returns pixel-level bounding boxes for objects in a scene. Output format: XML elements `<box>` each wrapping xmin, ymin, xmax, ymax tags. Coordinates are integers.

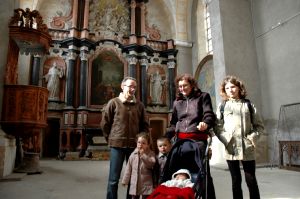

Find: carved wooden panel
<box><xmin>1</xmin><ymin>85</ymin><xmax>49</xmax><ymax>137</ymax></box>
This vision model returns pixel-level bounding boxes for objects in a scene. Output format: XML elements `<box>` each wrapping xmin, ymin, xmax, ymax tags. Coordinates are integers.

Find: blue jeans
<box><xmin>106</xmin><ymin>147</ymin><xmax>134</xmax><ymax>199</ymax></box>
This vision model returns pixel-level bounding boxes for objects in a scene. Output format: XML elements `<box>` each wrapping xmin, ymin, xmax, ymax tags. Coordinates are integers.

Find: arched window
<box><xmin>205</xmin><ymin>4</ymin><xmax>213</xmax><ymax>54</ymax></box>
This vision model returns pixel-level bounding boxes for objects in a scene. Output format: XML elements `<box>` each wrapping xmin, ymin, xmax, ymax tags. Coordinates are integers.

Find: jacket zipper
<box><xmin>185</xmin><ymin>97</ymin><xmax>189</xmax><ymax>132</ymax></box>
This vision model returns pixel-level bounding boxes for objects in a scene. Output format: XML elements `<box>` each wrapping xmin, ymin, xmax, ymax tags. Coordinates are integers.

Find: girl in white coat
<box><xmin>214</xmin><ymin>75</ymin><xmax>265</xmax><ymax>199</ymax></box>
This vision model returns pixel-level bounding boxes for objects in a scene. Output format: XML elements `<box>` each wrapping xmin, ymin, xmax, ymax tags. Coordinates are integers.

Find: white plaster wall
<box><xmin>251</xmin><ymin>0</ymin><xmax>300</xmax><ymax>164</ymax></box>
<box><xmin>38</xmin><ymin>0</ymin><xmax>72</xmax><ymax>30</ymax></box>
<box><xmin>251</xmin><ymin>0</ymin><xmax>300</xmax><ymax>120</ymax></box>
<box><xmin>209</xmin><ymin>0</ymin><xmax>226</xmax><ymax>105</ymax></box>
<box><xmin>147</xmin><ymin>0</ymin><xmax>174</xmax><ymax>40</ymax></box>
<box><xmin>219</xmin><ymin>0</ymin><xmax>261</xmax><ymax>109</ymax></box>
<box><xmin>175</xmin><ymin>46</ymin><xmax>193</xmax><ymax>75</ymax></box>
<box><xmin>0</xmin><ymin>1</ymin><xmax>18</xmax><ymax>120</ymax></box>
<box><xmin>0</xmin><ymin>133</ymin><xmax>16</xmax><ymax>177</ymax></box>
<box><xmin>0</xmin><ymin>0</ymin><xmax>19</xmax><ymax>177</ymax></box>
<box><xmin>209</xmin><ymin>0</ymin><xmax>268</xmax><ymax>164</ymax></box>
<box><xmin>210</xmin><ymin>0</ymin><xmax>262</xmax><ymax>108</ymax></box>
<box><xmin>191</xmin><ymin>0</ymin><xmax>208</xmax><ymax>74</ymax></box>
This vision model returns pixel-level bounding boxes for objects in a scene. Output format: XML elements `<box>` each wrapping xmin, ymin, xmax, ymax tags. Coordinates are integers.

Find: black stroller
<box><xmin>159</xmin><ymin>138</ymin><xmax>212</xmax><ymax>199</ymax></box>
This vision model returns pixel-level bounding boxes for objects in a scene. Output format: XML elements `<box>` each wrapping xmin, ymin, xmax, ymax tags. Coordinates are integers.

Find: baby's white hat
<box><xmin>172</xmin><ymin>169</ymin><xmax>192</xmax><ymax>179</ymax></box>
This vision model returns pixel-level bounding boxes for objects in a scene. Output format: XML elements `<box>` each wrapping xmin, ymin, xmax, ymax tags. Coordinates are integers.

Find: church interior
<box><xmin>0</xmin><ymin>0</ymin><xmax>300</xmax><ymax>177</ymax></box>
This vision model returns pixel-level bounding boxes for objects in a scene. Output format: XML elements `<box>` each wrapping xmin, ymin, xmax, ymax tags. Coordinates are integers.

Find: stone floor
<box><xmin>0</xmin><ymin>159</ymin><xmax>300</xmax><ymax>199</ymax></box>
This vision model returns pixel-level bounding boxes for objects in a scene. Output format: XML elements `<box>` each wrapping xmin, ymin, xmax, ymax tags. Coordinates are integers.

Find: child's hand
<box><xmin>138</xmin><ymin>148</ymin><xmax>144</xmax><ymax>155</ymax></box>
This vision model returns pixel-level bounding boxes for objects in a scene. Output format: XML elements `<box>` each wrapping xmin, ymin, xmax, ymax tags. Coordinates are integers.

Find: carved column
<box><xmin>167</xmin><ymin>57</ymin><xmax>176</xmax><ymax>110</ymax></box>
<box><xmin>140</xmin><ymin>57</ymin><xmax>148</xmax><ymax>106</ymax></box>
<box><xmin>130</xmin><ymin>0</ymin><xmax>136</xmax><ymax>35</ymax></box>
<box><xmin>30</xmin><ymin>55</ymin><xmax>41</xmax><ymax>85</ymax></box>
<box><xmin>79</xmin><ymin>48</ymin><xmax>88</xmax><ymax>108</ymax></box>
<box><xmin>130</xmin><ymin>0</ymin><xmax>137</xmax><ymax>43</ymax></box>
<box><xmin>81</xmin><ymin>0</ymin><xmax>90</xmax><ymax>38</ymax></box>
<box><xmin>66</xmin><ymin>50</ymin><xmax>77</xmax><ymax>108</ymax></box>
<box><xmin>127</xmin><ymin>55</ymin><xmax>137</xmax><ymax>78</ymax></box>
<box><xmin>70</xmin><ymin>0</ymin><xmax>79</xmax><ymax>37</ymax></box>
<box><xmin>140</xmin><ymin>2</ymin><xmax>146</xmax><ymax>35</ymax></box>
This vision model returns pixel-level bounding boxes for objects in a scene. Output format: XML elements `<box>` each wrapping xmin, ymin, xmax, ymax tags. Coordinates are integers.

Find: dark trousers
<box><xmin>197</xmin><ymin>141</ymin><xmax>216</xmax><ymax>199</ymax></box>
<box><xmin>226</xmin><ymin>160</ymin><xmax>260</xmax><ymax>199</ymax></box>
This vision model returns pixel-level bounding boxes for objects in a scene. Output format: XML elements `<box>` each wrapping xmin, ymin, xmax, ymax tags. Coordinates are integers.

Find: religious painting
<box><xmin>195</xmin><ymin>55</ymin><xmax>216</xmax><ymax>110</ymax></box>
<box><xmin>91</xmin><ymin>51</ymin><xmax>124</xmax><ymax>105</ymax></box>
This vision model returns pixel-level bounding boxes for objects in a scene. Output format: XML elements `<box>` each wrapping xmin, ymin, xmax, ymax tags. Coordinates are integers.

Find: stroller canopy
<box><xmin>160</xmin><ymin>139</ymin><xmax>203</xmax><ymax>183</ymax></box>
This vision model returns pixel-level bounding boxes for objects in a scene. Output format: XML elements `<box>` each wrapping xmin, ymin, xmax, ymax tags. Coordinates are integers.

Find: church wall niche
<box><xmin>147</xmin><ymin>65</ymin><xmax>167</xmax><ymax>107</ymax></box>
<box><xmin>43</xmin><ymin>57</ymin><xmax>66</xmax><ymax>103</ymax></box>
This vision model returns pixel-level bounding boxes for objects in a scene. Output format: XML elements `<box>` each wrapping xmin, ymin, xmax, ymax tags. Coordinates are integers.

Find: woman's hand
<box><xmin>197</xmin><ymin>122</ymin><xmax>208</xmax><ymax>131</ymax></box>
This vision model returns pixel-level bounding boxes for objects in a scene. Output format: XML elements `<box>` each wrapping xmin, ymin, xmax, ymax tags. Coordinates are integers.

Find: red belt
<box><xmin>177</xmin><ymin>132</ymin><xmax>208</xmax><ymax>140</ymax></box>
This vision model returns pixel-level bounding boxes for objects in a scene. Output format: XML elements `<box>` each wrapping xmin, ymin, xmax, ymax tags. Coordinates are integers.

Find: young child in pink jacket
<box><xmin>122</xmin><ymin>132</ymin><xmax>156</xmax><ymax>199</ymax></box>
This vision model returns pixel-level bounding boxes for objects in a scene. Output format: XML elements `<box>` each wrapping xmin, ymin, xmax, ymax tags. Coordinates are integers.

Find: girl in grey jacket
<box><xmin>214</xmin><ymin>75</ymin><xmax>265</xmax><ymax>199</ymax></box>
<box><xmin>122</xmin><ymin>132</ymin><xmax>156</xmax><ymax>199</ymax></box>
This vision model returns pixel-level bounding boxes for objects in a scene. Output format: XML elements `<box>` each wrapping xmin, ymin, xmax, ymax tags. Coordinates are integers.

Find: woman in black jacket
<box><xmin>166</xmin><ymin>73</ymin><xmax>216</xmax><ymax>199</ymax></box>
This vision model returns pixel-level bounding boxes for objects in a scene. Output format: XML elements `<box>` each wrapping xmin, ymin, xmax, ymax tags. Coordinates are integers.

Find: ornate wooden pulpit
<box><xmin>0</xmin><ymin>8</ymin><xmax>51</xmax><ymax>173</ymax></box>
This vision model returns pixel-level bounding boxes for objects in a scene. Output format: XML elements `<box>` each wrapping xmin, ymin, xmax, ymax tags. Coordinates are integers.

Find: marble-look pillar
<box><xmin>130</xmin><ymin>0</ymin><xmax>136</xmax><ymax>35</ymax></box>
<box><xmin>79</xmin><ymin>49</ymin><xmax>88</xmax><ymax>107</ymax></box>
<box><xmin>70</xmin><ymin>0</ymin><xmax>79</xmax><ymax>37</ymax></box>
<box><xmin>167</xmin><ymin>59</ymin><xmax>176</xmax><ymax>110</ymax></box>
<box><xmin>30</xmin><ymin>55</ymin><xmax>41</xmax><ymax>86</ymax></box>
<box><xmin>140</xmin><ymin>2</ymin><xmax>146</xmax><ymax>34</ymax></box>
<box><xmin>66</xmin><ymin>51</ymin><xmax>77</xmax><ymax>108</ymax></box>
<box><xmin>81</xmin><ymin>0</ymin><xmax>90</xmax><ymax>39</ymax></box>
<box><xmin>130</xmin><ymin>0</ymin><xmax>137</xmax><ymax>43</ymax></box>
<box><xmin>140</xmin><ymin>57</ymin><xmax>148</xmax><ymax>106</ymax></box>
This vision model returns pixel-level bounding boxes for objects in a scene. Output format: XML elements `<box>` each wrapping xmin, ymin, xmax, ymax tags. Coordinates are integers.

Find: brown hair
<box><xmin>175</xmin><ymin>74</ymin><xmax>199</xmax><ymax>97</ymax></box>
<box><xmin>219</xmin><ymin>75</ymin><xmax>247</xmax><ymax>100</ymax></box>
<box><xmin>156</xmin><ymin>136</ymin><xmax>171</xmax><ymax>144</ymax></box>
<box><xmin>136</xmin><ymin>132</ymin><xmax>151</xmax><ymax>144</ymax></box>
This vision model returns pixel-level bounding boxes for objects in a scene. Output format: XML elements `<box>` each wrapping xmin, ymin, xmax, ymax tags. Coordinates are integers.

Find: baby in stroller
<box><xmin>162</xmin><ymin>169</ymin><xmax>194</xmax><ymax>188</ymax></box>
<box><xmin>148</xmin><ymin>138</ymin><xmax>210</xmax><ymax>199</ymax></box>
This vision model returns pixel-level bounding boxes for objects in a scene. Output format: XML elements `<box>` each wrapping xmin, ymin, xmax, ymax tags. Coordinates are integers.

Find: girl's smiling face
<box><xmin>225</xmin><ymin>82</ymin><xmax>240</xmax><ymax>99</ymax></box>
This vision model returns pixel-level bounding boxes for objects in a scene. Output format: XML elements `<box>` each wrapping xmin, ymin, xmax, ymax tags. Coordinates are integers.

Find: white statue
<box><xmin>150</xmin><ymin>71</ymin><xmax>164</xmax><ymax>104</ymax></box>
<box><xmin>44</xmin><ymin>62</ymin><xmax>64</xmax><ymax>100</ymax></box>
